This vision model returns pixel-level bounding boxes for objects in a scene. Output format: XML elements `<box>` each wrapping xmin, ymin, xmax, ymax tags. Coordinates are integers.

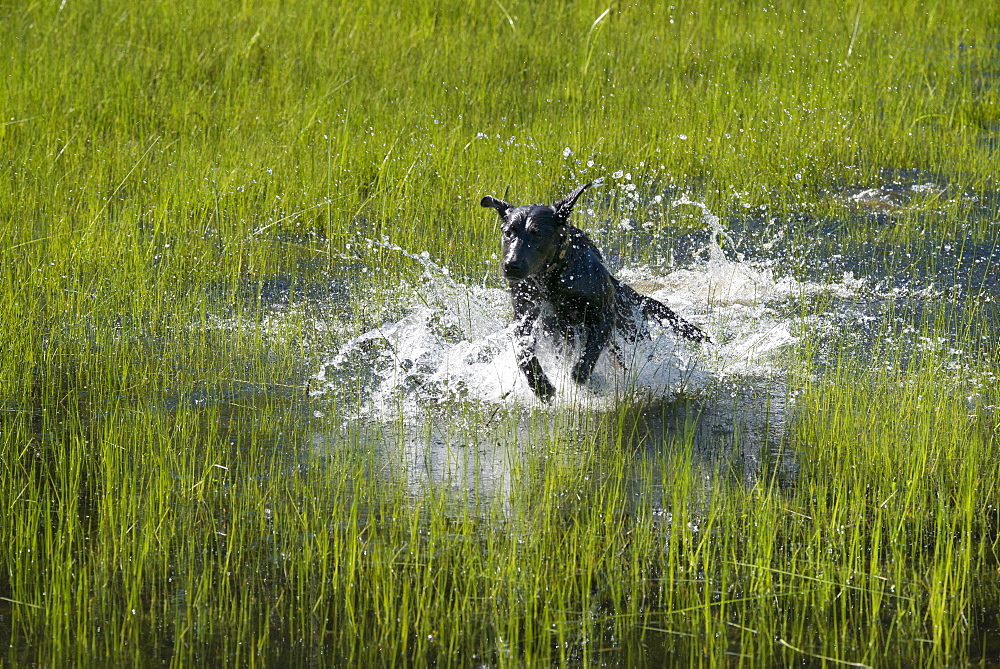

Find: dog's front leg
<box><xmin>510</xmin><ymin>281</ymin><xmax>556</xmax><ymax>400</ymax></box>
<box><xmin>572</xmin><ymin>312</ymin><xmax>615</xmax><ymax>386</ymax></box>
<box><xmin>513</xmin><ymin>309</ymin><xmax>556</xmax><ymax>401</ymax></box>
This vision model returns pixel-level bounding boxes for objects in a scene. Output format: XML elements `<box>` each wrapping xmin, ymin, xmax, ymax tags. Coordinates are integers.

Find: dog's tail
<box><xmin>615</xmin><ymin>281</ymin><xmax>710</xmax><ymax>343</ymax></box>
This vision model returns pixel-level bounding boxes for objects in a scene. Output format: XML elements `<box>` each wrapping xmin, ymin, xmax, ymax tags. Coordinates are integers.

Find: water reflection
<box><xmin>312</xmin><ymin>374</ymin><xmax>796</xmax><ymax>516</ymax></box>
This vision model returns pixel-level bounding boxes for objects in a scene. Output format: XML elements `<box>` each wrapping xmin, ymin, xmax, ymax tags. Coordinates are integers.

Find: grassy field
<box><xmin>2</xmin><ymin>0</ymin><xmax>1000</xmax><ymax>665</ymax></box>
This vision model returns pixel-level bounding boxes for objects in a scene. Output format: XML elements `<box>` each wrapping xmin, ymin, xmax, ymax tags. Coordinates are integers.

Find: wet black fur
<box><xmin>481</xmin><ymin>182</ymin><xmax>708</xmax><ymax>401</ymax></box>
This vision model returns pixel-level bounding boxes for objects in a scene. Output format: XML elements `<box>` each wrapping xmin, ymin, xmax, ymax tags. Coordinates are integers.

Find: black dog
<box><xmin>481</xmin><ymin>182</ymin><xmax>708</xmax><ymax>401</ymax></box>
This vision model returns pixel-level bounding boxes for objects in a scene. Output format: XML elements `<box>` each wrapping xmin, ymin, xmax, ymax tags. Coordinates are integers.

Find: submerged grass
<box><xmin>2</xmin><ymin>0</ymin><xmax>1000</xmax><ymax>665</ymax></box>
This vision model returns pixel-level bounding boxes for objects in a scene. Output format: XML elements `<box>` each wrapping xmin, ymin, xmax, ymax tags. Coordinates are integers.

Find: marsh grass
<box><xmin>3</xmin><ymin>0</ymin><xmax>1000</xmax><ymax>665</ymax></box>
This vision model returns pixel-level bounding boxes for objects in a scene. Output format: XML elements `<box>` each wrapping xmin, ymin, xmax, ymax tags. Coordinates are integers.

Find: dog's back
<box><xmin>566</xmin><ymin>224</ymin><xmax>708</xmax><ymax>344</ymax></box>
<box><xmin>613</xmin><ymin>278</ymin><xmax>707</xmax><ymax>343</ymax></box>
<box><xmin>562</xmin><ymin>220</ymin><xmax>707</xmax><ymax>344</ymax></box>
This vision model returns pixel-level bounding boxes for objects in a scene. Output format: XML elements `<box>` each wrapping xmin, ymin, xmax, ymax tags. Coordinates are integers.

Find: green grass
<box><xmin>2</xmin><ymin>0</ymin><xmax>1000</xmax><ymax>665</ymax></box>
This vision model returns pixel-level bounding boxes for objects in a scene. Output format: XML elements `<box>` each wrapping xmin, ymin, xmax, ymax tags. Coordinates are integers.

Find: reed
<box><xmin>2</xmin><ymin>0</ymin><xmax>999</xmax><ymax>664</ymax></box>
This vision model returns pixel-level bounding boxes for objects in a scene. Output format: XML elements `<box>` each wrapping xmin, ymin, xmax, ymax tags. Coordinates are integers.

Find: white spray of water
<box><xmin>311</xmin><ymin>200</ymin><xmax>863</xmax><ymax>418</ymax></box>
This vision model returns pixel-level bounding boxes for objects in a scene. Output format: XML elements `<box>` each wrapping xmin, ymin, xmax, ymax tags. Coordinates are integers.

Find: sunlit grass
<box><xmin>2</xmin><ymin>0</ymin><xmax>1000</xmax><ymax>665</ymax></box>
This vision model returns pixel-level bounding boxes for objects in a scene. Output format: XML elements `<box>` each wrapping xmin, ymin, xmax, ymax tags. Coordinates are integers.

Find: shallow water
<box><xmin>312</xmin><ymin>201</ymin><xmax>811</xmax><ymax>408</ymax></box>
<box><xmin>299</xmin><ymin>190</ymin><xmax>995</xmax><ymax>505</ymax></box>
<box><xmin>8</xmin><ymin>180</ymin><xmax>997</xmax><ymax>666</ymax></box>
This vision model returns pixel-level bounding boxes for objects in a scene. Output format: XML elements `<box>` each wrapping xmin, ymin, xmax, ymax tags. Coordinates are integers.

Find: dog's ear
<box><xmin>552</xmin><ymin>182</ymin><xmax>593</xmax><ymax>220</ymax></box>
<box><xmin>480</xmin><ymin>195</ymin><xmax>512</xmax><ymax>219</ymax></box>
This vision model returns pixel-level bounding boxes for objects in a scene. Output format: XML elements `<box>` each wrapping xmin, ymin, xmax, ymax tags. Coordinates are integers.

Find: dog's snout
<box><xmin>502</xmin><ymin>258</ymin><xmax>527</xmax><ymax>279</ymax></box>
<box><xmin>501</xmin><ymin>241</ymin><xmax>528</xmax><ymax>279</ymax></box>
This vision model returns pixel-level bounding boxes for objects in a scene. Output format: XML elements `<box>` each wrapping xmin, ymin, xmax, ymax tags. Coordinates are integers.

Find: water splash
<box><xmin>310</xmin><ymin>200</ymin><xmax>864</xmax><ymax>418</ymax></box>
<box><xmin>303</xmin><ymin>194</ymin><xmax>996</xmax><ymax>502</ymax></box>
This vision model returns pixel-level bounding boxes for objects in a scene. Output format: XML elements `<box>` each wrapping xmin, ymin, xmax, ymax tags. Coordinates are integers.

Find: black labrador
<box><xmin>481</xmin><ymin>182</ymin><xmax>708</xmax><ymax>401</ymax></box>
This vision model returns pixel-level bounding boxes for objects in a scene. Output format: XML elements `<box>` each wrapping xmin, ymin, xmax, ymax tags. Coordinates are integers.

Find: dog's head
<box><xmin>481</xmin><ymin>182</ymin><xmax>592</xmax><ymax>280</ymax></box>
